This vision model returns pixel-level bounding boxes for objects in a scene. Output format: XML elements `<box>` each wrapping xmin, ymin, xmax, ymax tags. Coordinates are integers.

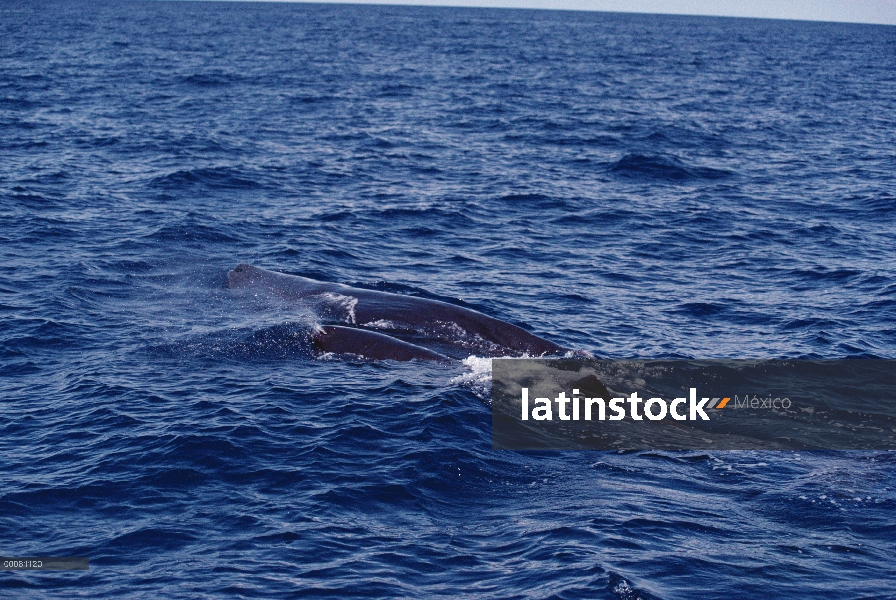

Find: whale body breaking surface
<box><xmin>226</xmin><ymin>264</ymin><xmax>568</xmax><ymax>361</ymax></box>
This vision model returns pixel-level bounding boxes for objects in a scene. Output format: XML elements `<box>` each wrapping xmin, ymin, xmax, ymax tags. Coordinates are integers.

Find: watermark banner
<box><xmin>1</xmin><ymin>557</ymin><xmax>89</xmax><ymax>570</ymax></box>
<box><xmin>492</xmin><ymin>359</ymin><xmax>896</xmax><ymax>450</ymax></box>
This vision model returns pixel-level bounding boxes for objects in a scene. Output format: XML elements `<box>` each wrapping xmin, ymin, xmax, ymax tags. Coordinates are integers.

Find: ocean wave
<box><xmin>608</xmin><ymin>153</ymin><xmax>734</xmax><ymax>181</ymax></box>
<box><xmin>150</xmin><ymin>167</ymin><xmax>263</xmax><ymax>190</ymax></box>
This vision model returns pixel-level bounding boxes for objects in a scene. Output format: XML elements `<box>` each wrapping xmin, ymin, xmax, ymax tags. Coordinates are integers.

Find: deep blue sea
<box><xmin>2</xmin><ymin>1</ymin><xmax>896</xmax><ymax>597</ymax></box>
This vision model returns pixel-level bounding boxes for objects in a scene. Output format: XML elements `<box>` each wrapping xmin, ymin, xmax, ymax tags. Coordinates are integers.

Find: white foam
<box><xmin>449</xmin><ymin>355</ymin><xmax>493</xmax><ymax>400</ymax></box>
<box><xmin>363</xmin><ymin>319</ymin><xmax>397</xmax><ymax>329</ymax></box>
<box><xmin>318</xmin><ymin>292</ymin><xmax>359</xmax><ymax>324</ymax></box>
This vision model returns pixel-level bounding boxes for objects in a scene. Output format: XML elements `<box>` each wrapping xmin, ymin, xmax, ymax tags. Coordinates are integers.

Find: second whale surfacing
<box><xmin>226</xmin><ymin>264</ymin><xmax>568</xmax><ymax>361</ymax></box>
<box><xmin>312</xmin><ymin>325</ymin><xmax>449</xmax><ymax>362</ymax></box>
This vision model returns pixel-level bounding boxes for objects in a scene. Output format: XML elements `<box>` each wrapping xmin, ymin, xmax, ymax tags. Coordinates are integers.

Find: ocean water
<box><xmin>2</xmin><ymin>1</ymin><xmax>896</xmax><ymax>597</ymax></box>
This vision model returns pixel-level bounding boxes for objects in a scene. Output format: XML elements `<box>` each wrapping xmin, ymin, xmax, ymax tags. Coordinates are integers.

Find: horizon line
<box><xmin>172</xmin><ymin>0</ymin><xmax>896</xmax><ymax>27</ymax></box>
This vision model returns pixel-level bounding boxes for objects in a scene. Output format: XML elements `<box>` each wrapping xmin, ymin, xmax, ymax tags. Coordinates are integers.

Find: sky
<box><xmin>259</xmin><ymin>0</ymin><xmax>896</xmax><ymax>25</ymax></box>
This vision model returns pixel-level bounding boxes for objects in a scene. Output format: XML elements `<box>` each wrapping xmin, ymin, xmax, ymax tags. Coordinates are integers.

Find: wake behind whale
<box><xmin>225</xmin><ymin>264</ymin><xmax>569</xmax><ymax>361</ymax></box>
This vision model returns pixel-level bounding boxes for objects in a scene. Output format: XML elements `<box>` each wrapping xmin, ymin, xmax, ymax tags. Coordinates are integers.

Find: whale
<box><xmin>226</xmin><ymin>264</ymin><xmax>567</xmax><ymax>360</ymax></box>
<box><xmin>312</xmin><ymin>325</ymin><xmax>449</xmax><ymax>362</ymax></box>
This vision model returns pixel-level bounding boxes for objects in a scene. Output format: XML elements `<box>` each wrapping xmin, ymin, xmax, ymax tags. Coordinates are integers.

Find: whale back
<box><xmin>312</xmin><ymin>325</ymin><xmax>448</xmax><ymax>362</ymax></box>
<box><xmin>226</xmin><ymin>264</ymin><xmax>566</xmax><ymax>358</ymax></box>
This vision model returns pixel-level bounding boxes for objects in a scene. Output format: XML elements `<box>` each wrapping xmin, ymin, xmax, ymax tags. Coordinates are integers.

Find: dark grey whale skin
<box><xmin>312</xmin><ymin>326</ymin><xmax>449</xmax><ymax>362</ymax></box>
<box><xmin>226</xmin><ymin>264</ymin><xmax>567</xmax><ymax>358</ymax></box>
